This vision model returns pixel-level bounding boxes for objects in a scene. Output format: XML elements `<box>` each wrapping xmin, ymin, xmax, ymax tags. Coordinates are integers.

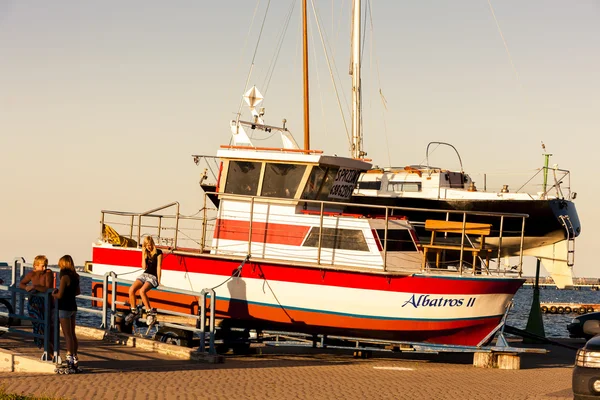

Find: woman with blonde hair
<box><xmin>52</xmin><ymin>255</ymin><xmax>80</xmax><ymax>370</ymax></box>
<box><xmin>19</xmin><ymin>255</ymin><xmax>55</xmax><ymax>355</ymax></box>
<box><xmin>126</xmin><ymin>236</ymin><xmax>162</xmax><ymax>324</ymax></box>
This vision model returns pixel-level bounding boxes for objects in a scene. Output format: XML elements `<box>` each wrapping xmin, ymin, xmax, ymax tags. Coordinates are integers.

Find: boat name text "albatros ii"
<box><xmin>402</xmin><ymin>294</ymin><xmax>477</xmax><ymax>308</ymax></box>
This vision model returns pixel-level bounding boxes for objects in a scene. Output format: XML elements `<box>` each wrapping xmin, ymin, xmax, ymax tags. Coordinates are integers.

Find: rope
<box><xmin>210</xmin><ymin>255</ymin><xmax>250</xmax><ymax>291</ymax></box>
<box><xmin>256</xmin><ymin>263</ymin><xmax>295</xmax><ymax>322</ymax></box>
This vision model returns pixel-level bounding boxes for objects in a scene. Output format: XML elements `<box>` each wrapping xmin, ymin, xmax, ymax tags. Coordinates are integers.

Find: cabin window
<box><xmin>387</xmin><ymin>182</ymin><xmax>421</xmax><ymax>192</ymax></box>
<box><xmin>375</xmin><ymin>229</ymin><xmax>417</xmax><ymax>252</ymax></box>
<box><xmin>357</xmin><ymin>181</ymin><xmax>381</xmax><ymax>190</ymax></box>
<box><xmin>303</xmin><ymin>227</ymin><xmax>369</xmax><ymax>251</ymax></box>
<box><xmin>224</xmin><ymin>161</ymin><xmax>261</xmax><ymax>195</ymax></box>
<box><xmin>320</xmin><ymin>167</ymin><xmax>340</xmax><ymax>200</ymax></box>
<box><xmin>301</xmin><ymin>166</ymin><xmax>327</xmax><ymax>200</ymax></box>
<box><xmin>261</xmin><ymin>163</ymin><xmax>306</xmax><ymax>198</ymax></box>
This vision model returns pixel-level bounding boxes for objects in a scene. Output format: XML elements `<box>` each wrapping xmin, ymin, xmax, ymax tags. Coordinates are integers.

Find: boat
<box><xmin>352</xmin><ymin>142</ymin><xmax>580</xmax><ymax>289</ymax></box>
<box><xmin>89</xmin><ymin>0</ymin><xmax>529</xmax><ymax>347</ymax></box>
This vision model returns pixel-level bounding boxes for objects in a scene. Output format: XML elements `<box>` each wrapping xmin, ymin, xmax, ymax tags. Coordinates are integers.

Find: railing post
<box><xmin>201</xmin><ymin>196</ymin><xmax>208</xmax><ymax>250</ymax></box>
<box><xmin>111</xmin><ymin>272</ymin><xmax>117</xmax><ymax>330</ymax></box>
<box><xmin>137</xmin><ymin>215</ymin><xmax>142</xmax><ymax>245</ymax></box>
<box><xmin>42</xmin><ymin>290</ymin><xmax>51</xmax><ymax>361</ymax></box>
<box><xmin>174</xmin><ymin>202</ymin><xmax>180</xmax><ymax>250</ymax></box>
<box><xmin>383</xmin><ymin>207</ymin><xmax>389</xmax><ymax>271</ymax></box>
<box><xmin>497</xmin><ymin>216</ymin><xmax>505</xmax><ymax>274</ymax></box>
<box><xmin>157</xmin><ymin>217</ymin><xmax>162</xmax><ymax>243</ymax></box>
<box><xmin>101</xmin><ymin>273</ymin><xmax>109</xmax><ymax>329</ymax></box>
<box><xmin>518</xmin><ymin>217</ymin><xmax>526</xmax><ymax>277</ymax></box>
<box><xmin>53</xmin><ymin>295</ymin><xmax>60</xmax><ymax>364</ymax></box>
<box><xmin>248</xmin><ymin>198</ymin><xmax>254</xmax><ymax>256</ymax></box>
<box><xmin>317</xmin><ymin>202</ymin><xmax>324</xmax><ymax>265</ymax></box>
<box><xmin>459</xmin><ymin>214</ymin><xmax>466</xmax><ymax>274</ymax></box>
<box><xmin>129</xmin><ymin>215</ymin><xmax>135</xmax><ymax>241</ymax></box>
<box><xmin>100</xmin><ymin>211</ymin><xmax>105</xmax><ymax>239</ymax></box>
<box><xmin>198</xmin><ymin>291</ymin><xmax>207</xmax><ymax>352</ymax></box>
<box><xmin>206</xmin><ymin>289</ymin><xmax>216</xmax><ymax>355</ymax></box>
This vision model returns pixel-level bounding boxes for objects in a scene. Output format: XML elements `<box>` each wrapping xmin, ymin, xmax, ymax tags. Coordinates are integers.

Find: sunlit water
<box><xmin>2</xmin><ymin>267</ymin><xmax>598</xmax><ymax>338</ymax></box>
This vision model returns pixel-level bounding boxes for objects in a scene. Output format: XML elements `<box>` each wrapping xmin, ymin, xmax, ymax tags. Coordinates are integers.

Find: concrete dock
<box><xmin>0</xmin><ymin>328</ymin><xmax>581</xmax><ymax>400</ymax></box>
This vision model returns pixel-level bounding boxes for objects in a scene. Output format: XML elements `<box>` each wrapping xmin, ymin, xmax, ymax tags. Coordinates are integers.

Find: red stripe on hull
<box><xmin>93</xmin><ymin>246</ymin><xmax>524</xmax><ymax>295</ymax></box>
<box><xmin>215</xmin><ymin>219</ymin><xmax>310</xmax><ymax>246</ymax></box>
<box><xmin>92</xmin><ymin>282</ymin><xmax>501</xmax><ymax>346</ymax></box>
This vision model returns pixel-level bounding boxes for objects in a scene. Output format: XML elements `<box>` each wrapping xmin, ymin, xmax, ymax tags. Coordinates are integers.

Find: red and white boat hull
<box><xmin>91</xmin><ymin>243</ymin><xmax>524</xmax><ymax>346</ymax></box>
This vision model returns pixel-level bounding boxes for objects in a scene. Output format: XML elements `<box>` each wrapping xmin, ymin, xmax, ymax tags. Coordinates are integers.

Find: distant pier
<box><xmin>523</xmin><ymin>276</ymin><xmax>600</xmax><ymax>291</ymax></box>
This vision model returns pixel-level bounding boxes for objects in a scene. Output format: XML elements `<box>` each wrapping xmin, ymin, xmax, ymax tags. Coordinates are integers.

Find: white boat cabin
<box><xmin>211</xmin><ymin>147</ymin><xmax>423</xmax><ymax>271</ymax></box>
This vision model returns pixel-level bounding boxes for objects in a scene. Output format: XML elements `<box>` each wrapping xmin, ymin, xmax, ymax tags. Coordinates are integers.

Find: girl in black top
<box><xmin>52</xmin><ymin>255</ymin><xmax>81</xmax><ymax>368</ymax></box>
<box><xmin>127</xmin><ymin>236</ymin><xmax>162</xmax><ymax>320</ymax></box>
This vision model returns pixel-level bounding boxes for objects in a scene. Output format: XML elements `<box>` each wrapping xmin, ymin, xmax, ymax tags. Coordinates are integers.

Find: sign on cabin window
<box><xmin>303</xmin><ymin>227</ymin><xmax>369</xmax><ymax>251</ymax></box>
<box><xmin>224</xmin><ymin>161</ymin><xmax>261</xmax><ymax>195</ymax></box>
<box><xmin>261</xmin><ymin>163</ymin><xmax>306</xmax><ymax>199</ymax></box>
<box><xmin>329</xmin><ymin>168</ymin><xmax>361</xmax><ymax>200</ymax></box>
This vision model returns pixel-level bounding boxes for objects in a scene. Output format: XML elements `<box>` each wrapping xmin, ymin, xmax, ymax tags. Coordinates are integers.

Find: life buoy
<box><xmin>557</xmin><ymin>306</ymin><xmax>565</xmax><ymax>314</ymax></box>
<box><xmin>565</xmin><ymin>306</ymin><xmax>572</xmax><ymax>314</ymax></box>
<box><xmin>587</xmin><ymin>307</ymin><xmax>594</xmax><ymax>313</ymax></box>
<box><xmin>549</xmin><ymin>306</ymin><xmax>557</xmax><ymax>314</ymax></box>
<box><xmin>540</xmin><ymin>306</ymin><xmax>548</xmax><ymax>313</ymax></box>
<box><xmin>579</xmin><ymin>307</ymin><xmax>587</xmax><ymax>314</ymax></box>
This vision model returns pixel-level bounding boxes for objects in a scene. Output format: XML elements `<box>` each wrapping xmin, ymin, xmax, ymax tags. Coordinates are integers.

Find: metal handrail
<box><xmin>3</xmin><ymin>259</ymin><xmax>219</xmax><ymax>356</ymax></box>
<box><xmin>100</xmin><ymin>193</ymin><xmax>529</xmax><ymax>277</ymax></box>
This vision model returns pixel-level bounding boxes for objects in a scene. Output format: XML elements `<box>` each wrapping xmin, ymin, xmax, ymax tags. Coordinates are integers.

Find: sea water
<box><xmin>1</xmin><ymin>267</ymin><xmax>598</xmax><ymax>338</ymax></box>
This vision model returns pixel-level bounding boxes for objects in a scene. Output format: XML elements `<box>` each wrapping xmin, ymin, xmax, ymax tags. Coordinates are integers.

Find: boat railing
<box><xmin>99</xmin><ymin>194</ymin><xmax>528</xmax><ymax>278</ymax></box>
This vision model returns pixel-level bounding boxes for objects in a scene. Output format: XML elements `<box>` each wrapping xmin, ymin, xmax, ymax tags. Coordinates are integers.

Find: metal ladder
<box><xmin>558</xmin><ymin>215</ymin><xmax>575</xmax><ymax>267</ymax></box>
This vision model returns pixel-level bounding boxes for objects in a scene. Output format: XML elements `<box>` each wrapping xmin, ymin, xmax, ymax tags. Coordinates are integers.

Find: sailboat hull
<box><xmin>91</xmin><ymin>244</ymin><xmax>524</xmax><ymax>346</ymax></box>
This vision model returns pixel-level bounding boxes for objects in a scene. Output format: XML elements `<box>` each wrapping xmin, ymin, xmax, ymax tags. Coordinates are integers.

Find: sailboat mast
<box><xmin>302</xmin><ymin>0</ymin><xmax>310</xmax><ymax>151</ymax></box>
<box><xmin>351</xmin><ymin>0</ymin><xmax>362</xmax><ymax>159</ymax></box>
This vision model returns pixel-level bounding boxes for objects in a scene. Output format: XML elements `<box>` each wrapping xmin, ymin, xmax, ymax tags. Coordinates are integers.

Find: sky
<box><xmin>1</xmin><ymin>1</ymin><xmax>598</xmax><ymax>277</ymax></box>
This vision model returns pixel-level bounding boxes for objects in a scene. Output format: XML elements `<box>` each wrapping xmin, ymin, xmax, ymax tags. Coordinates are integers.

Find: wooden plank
<box><xmin>424</xmin><ymin>220</ymin><xmax>491</xmax><ymax>236</ymax></box>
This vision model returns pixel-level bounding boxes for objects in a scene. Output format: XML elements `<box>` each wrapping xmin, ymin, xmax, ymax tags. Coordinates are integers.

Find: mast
<box><xmin>302</xmin><ymin>0</ymin><xmax>310</xmax><ymax>151</ymax></box>
<box><xmin>351</xmin><ymin>0</ymin><xmax>362</xmax><ymax>159</ymax></box>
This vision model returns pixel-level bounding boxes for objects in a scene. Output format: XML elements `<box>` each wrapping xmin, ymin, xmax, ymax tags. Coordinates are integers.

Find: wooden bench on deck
<box><xmin>421</xmin><ymin>220</ymin><xmax>493</xmax><ymax>271</ymax></box>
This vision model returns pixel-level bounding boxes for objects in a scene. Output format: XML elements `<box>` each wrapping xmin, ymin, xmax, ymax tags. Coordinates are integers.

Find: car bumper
<box><xmin>569</xmin><ymin>323</ymin><xmax>584</xmax><ymax>338</ymax></box>
<box><xmin>573</xmin><ymin>366</ymin><xmax>600</xmax><ymax>397</ymax></box>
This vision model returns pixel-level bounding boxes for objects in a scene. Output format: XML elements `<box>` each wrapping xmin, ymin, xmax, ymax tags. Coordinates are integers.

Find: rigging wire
<box><xmin>487</xmin><ymin>0</ymin><xmax>521</xmax><ymax>85</ymax></box>
<box><xmin>365</xmin><ymin>0</ymin><xmax>391</xmax><ymax>166</ymax></box>
<box><xmin>262</xmin><ymin>1</ymin><xmax>297</xmax><ymax>96</ymax></box>
<box><xmin>310</xmin><ymin>0</ymin><xmax>351</xmax><ymax>147</ymax></box>
<box><xmin>235</xmin><ymin>0</ymin><xmax>272</xmax><ymax>131</ymax></box>
<box><xmin>308</xmin><ymin>2</ymin><xmax>330</xmax><ymax>140</ymax></box>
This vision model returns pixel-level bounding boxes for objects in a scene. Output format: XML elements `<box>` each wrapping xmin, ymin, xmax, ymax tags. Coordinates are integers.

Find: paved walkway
<box><xmin>0</xmin><ymin>331</ymin><xmax>582</xmax><ymax>400</ymax></box>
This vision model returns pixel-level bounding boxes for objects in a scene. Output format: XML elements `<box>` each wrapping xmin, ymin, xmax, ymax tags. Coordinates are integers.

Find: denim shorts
<box><xmin>137</xmin><ymin>273</ymin><xmax>158</xmax><ymax>288</ymax></box>
<box><xmin>59</xmin><ymin>310</ymin><xmax>77</xmax><ymax>319</ymax></box>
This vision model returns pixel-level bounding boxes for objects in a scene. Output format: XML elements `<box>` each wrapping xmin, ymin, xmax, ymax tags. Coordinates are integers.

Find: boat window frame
<box><xmin>223</xmin><ymin>160</ymin><xmax>263</xmax><ymax>196</ymax></box>
<box><xmin>387</xmin><ymin>181</ymin><xmax>422</xmax><ymax>193</ymax></box>
<box><xmin>261</xmin><ymin>162</ymin><xmax>307</xmax><ymax>199</ymax></box>
<box><xmin>302</xmin><ymin>227</ymin><xmax>370</xmax><ymax>252</ymax></box>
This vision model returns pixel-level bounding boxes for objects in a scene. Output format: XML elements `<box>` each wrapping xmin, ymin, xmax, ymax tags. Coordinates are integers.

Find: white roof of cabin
<box><xmin>217</xmin><ymin>149</ymin><xmax>371</xmax><ymax>170</ymax></box>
